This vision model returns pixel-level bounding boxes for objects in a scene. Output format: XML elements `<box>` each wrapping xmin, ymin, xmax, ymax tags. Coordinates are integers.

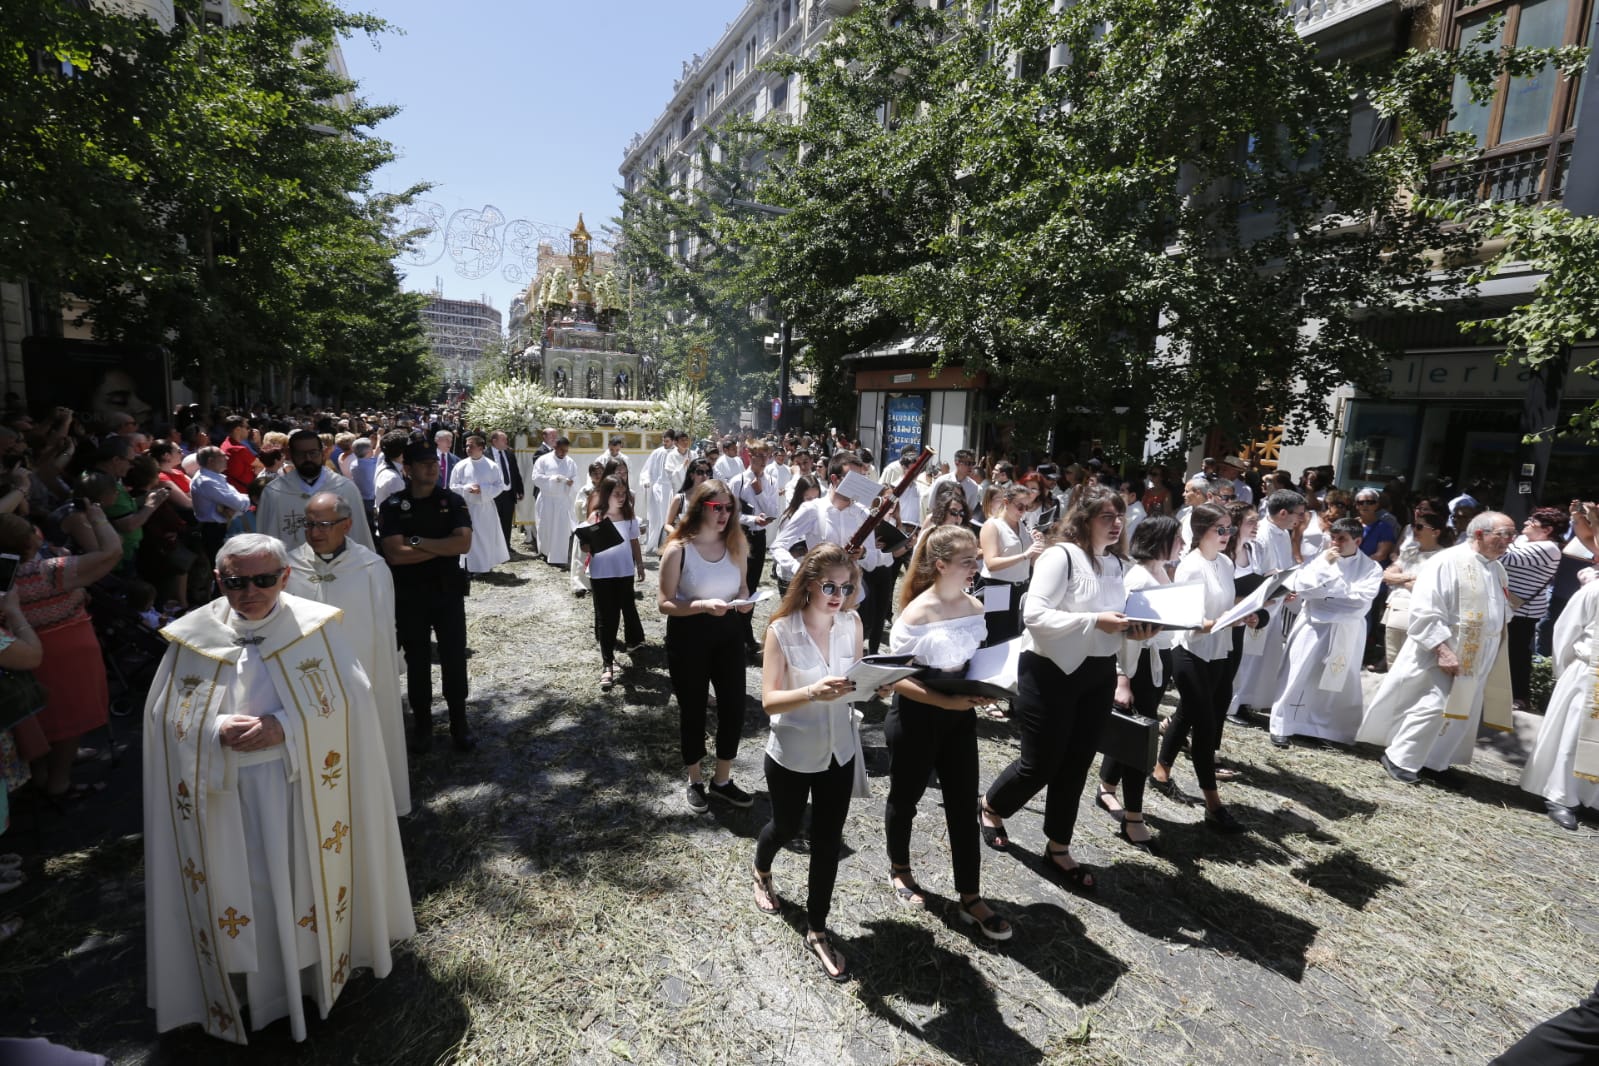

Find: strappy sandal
<box><xmin>752</xmin><ymin>868</ymin><xmax>781</xmax><ymax>915</ymax></box>
<box><xmin>805</xmin><ymin>929</ymin><xmax>850</xmax><ymax>982</ymax></box>
<box><xmin>889</xmin><ymin>864</ymin><xmax>926</xmax><ymax>909</ymax></box>
<box><xmin>979</xmin><ymin>803</ymin><xmax>1009</xmax><ymax>851</ymax></box>
<box><xmin>958</xmin><ymin>897</ymin><xmax>1013</xmax><ymax>942</ymax></box>
<box><xmin>599</xmin><ymin>666</ymin><xmax>615</xmax><ymax>692</ymax></box>
<box><xmin>1113</xmin><ymin>818</ymin><xmax>1159</xmax><ymax>855</ymax></box>
<box><xmin>1094</xmin><ymin>789</ymin><xmax>1125</xmax><ymax>822</ymax></box>
<box><xmin>1045</xmin><ymin>845</ymin><xmax>1097</xmax><ymax>895</ymax></box>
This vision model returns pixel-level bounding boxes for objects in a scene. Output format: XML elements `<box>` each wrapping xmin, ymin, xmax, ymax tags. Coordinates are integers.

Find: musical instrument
<box><xmin>847</xmin><ymin>446</ymin><xmax>933</xmax><ymax>554</ymax></box>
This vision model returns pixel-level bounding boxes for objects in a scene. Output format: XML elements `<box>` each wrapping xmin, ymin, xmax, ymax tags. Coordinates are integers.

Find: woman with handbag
<box><xmin>1096</xmin><ymin>515</ymin><xmax>1182</xmax><ymax>853</ymax></box>
<box><xmin>980</xmin><ymin>488</ymin><xmax>1151</xmax><ymax>893</ymax></box>
<box><xmin>0</xmin><ymin>508</ymin><xmax>122</xmax><ymax>801</ymax></box>
<box><xmin>754</xmin><ymin>543</ymin><xmax>873</xmax><ymax>981</ymax></box>
<box><xmin>1149</xmin><ymin>504</ymin><xmax>1261</xmax><ymax>833</ymax></box>
<box><xmin>883</xmin><ymin>525</ymin><xmax>1012</xmax><ymax>940</ymax></box>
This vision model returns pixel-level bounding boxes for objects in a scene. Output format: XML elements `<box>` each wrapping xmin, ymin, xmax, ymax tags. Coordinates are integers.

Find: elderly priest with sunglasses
<box><xmin>286</xmin><ymin>492</ymin><xmax>409</xmax><ymax>816</ymax></box>
<box><xmin>142</xmin><ymin>534</ymin><xmax>414</xmax><ymax>1044</ymax></box>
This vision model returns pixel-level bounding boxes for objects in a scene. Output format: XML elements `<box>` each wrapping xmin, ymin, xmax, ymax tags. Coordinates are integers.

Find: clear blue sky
<box><xmin>343</xmin><ymin>1</ymin><xmax>738</xmax><ymax>324</ymax></box>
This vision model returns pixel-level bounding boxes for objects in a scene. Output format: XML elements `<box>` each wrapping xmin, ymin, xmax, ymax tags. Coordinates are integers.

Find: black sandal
<box><xmin>958</xmin><ymin>897</ymin><xmax>1013</xmax><ymax>941</ymax></box>
<box><xmin>1045</xmin><ymin>845</ymin><xmax>1097</xmax><ymax>894</ymax></box>
<box><xmin>979</xmin><ymin>803</ymin><xmax>1009</xmax><ymax>851</ymax></box>
<box><xmin>753</xmin><ymin>868</ymin><xmax>781</xmax><ymax>915</ymax></box>
<box><xmin>1113</xmin><ymin>819</ymin><xmax>1160</xmax><ymax>855</ymax></box>
<box><xmin>805</xmin><ymin>929</ymin><xmax>850</xmax><ymax>982</ymax></box>
<box><xmin>889</xmin><ymin>864</ymin><xmax>926</xmax><ymax>909</ymax></box>
<box><xmin>1094</xmin><ymin>789</ymin><xmax>1125</xmax><ymax>822</ymax></box>
<box><xmin>1149</xmin><ymin>772</ymin><xmax>1194</xmax><ymax>806</ymax></box>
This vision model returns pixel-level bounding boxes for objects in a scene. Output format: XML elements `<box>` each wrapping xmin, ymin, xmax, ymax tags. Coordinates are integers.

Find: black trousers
<box><xmin>860</xmin><ymin>563</ymin><xmax>897</xmax><ymax>655</ymax></box>
<box><xmin>884</xmin><ymin>693</ymin><xmax>981</xmax><ymax>895</ymax></box>
<box><xmin>742</xmin><ymin>529</ymin><xmax>766</xmax><ymax>647</ymax></box>
<box><xmin>755</xmin><ymin>753</ymin><xmax>854</xmax><ymax>931</ymax></box>
<box><xmin>1508</xmin><ymin>615</ymin><xmax>1538</xmax><ymax>702</ymax></box>
<box><xmin>667</xmin><ymin>613</ymin><xmax>746</xmax><ymax>767</ymax></box>
<box><xmin>1158</xmin><ymin>647</ymin><xmax>1230</xmax><ymax>792</ymax></box>
<box><xmin>1493</xmin><ymin>978</ymin><xmax>1599</xmax><ymax>1065</ymax></box>
<box><xmin>1101</xmin><ymin>647</ymin><xmax>1171</xmax><ymax>813</ymax></box>
<box><xmin>199</xmin><ymin>521</ymin><xmax>227</xmax><ymax>562</ymax></box>
<box><xmin>978</xmin><ymin>577</ymin><xmax>1027</xmax><ymax>646</ymax></box>
<box><xmin>591</xmin><ymin>575</ymin><xmax>644</xmax><ymax>666</ymax></box>
<box><xmin>986</xmin><ymin>652</ymin><xmax>1117</xmax><ymax>847</ymax></box>
<box><xmin>494</xmin><ymin>490</ymin><xmax>516</xmax><ymax>551</ymax></box>
<box><xmin>394</xmin><ymin>577</ymin><xmax>469</xmax><ymax>733</ymax></box>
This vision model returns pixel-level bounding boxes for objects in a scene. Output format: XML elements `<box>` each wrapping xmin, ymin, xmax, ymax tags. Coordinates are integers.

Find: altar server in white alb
<box><xmin>638</xmin><ymin>429</ymin><xmax>677</xmax><ymax>553</ymax></box>
<box><xmin>1228</xmin><ymin>489</ymin><xmax>1307</xmax><ymax>723</ymax></box>
<box><xmin>1358</xmin><ymin>512</ymin><xmax>1514</xmax><ymax>783</ymax></box>
<box><xmin>285</xmin><ymin>492</ymin><xmax>409</xmax><ymax>817</ymax></box>
<box><xmin>449</xmin><ymin>434</ymin><xmax>510</xmax><ymax>576</ymax></box>
<box><xmin>143</xmin><ymin>535</ymin><xmax>413</xmax><ymax>1044</ymax></box>
<box><xmin>256</xmin><ymin>429</ymin><xmax>375</xmax><ymax>553</ymax></box>
<box><xmin>1520</xmin><ymin>570</ymin><xmax>1599</xmax><ymax>830</ymax></box>
<box><xmin>531</xmin><ymin>436</ymin><xmax>580</xmax><ymax>566</ymax></box>
<box><xmin>1268</xmin><ymin>516</ymin><xmax>1383</xmax><ymax>747</ymax></box>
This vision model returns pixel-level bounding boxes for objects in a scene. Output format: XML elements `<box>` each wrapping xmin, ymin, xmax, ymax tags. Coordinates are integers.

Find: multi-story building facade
<box><xmin>422</xmin><ymin>296</ymin><xmax>502</xmax><ymax>388</ymax></box>
<box><xmin>1270</xmin><ymin>0</ymin><xmax>1598</xmax><ymax>515</ymax></box>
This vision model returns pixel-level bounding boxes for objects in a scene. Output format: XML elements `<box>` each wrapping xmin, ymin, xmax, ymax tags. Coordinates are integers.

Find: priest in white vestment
<box><xmin>1229</xmin><ymin>490</ymin><xmax>1308</xmax><ymax>720</ymax></box>
<box><xmin>1358</xmin><ymin>513</ymin><xmax>1514</xmax><ymax>782</ymax></box>
<box><xmin>448</xmin><ymin>435</ymin><xmax>510</xmax><ymax>575</ymax></box>
<box><xmin>143</xmin><ymin>534</ymin><xmax>413</xmax><ymax>1044</ymax></box>
<box><xmin>286</xmin><ymin>493</ymin><xmax>409</xmax><ymax>817</ymax></box>
<box><xmin>1520</xmin><ymin>573</ymin><xmax>1599</xmax><ymax>829</ymax></box>
<box><xmin>531</xmin><ymin>437</ymin><xmax>579</xmax><ymax>567</ymax></box>
<box><xmin>514</xmin><ymin>430</ymin><xmax>553</xmax><ymax>547</ymax></box>
<box><xmin>1268</xmin><ymin>516</ymin><xmax>1383</xmax><ymax>745</ymax></box>
<box><xmin>637</xmin><ymin>430</ymin><xmax>675</xmax><ymax>554</ymax></box>
<box><xmin>256</xmin><ymin>430</ymin><xmax>374</xmax><ymax>553</ymax></box>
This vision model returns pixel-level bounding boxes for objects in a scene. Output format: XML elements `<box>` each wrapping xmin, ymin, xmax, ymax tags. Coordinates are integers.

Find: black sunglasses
<box><xmin>819</xmin><ymin>581</ymin><xmax>856</xmax><ymax>596</ymax></box>
<box><xmin>220</xmin><ymin>572</ymin><xmax>281</xmax><ymax>590</ymax></box>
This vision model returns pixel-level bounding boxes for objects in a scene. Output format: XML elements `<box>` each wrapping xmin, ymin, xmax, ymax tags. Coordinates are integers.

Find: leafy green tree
<box><xmin>742</xmin><ymin>0</ymin><xmax>1580</xmax><ymax>453</ymax></box>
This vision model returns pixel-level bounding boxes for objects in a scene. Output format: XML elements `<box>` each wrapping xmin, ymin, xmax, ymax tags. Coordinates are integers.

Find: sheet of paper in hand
<box><xmin>917</xmin><ymin>637</ymin><xmax>1024</xmax><ymax>701</ymax></box>
<box><xmin>1214</xmin><ymin>565</ymin><xmax>1302</xmax><ymax>630</ymax></box>
<box><xmin>724</xmin><ymin>588</ymin><xmax>776</xmax><ymax>609</ymax></box>
<box><xmin>814</xmin><ymin>654</ymin><xmax>923</xmax><ymax>704</ymax></box>
<box><xmin>1122</xmin><ymin>580</ymin><xmax>1205</xmax><ymax>630</ymax></box>
<box><xmin>836</xmin><ymin>470</ymin><xmax>887</xmax><ymax>506</ymax></box>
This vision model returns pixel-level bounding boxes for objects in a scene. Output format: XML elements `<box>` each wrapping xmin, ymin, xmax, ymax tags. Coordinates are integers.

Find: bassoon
<box><xmin>846</xmin><ymin>446</ymin><xmax>934</xmax><ymax>554</ymax></box>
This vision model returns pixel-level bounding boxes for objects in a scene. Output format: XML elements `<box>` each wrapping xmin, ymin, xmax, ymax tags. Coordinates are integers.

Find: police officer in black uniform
<box><xmin>379</xmin><ymin>440</ymin><xmax>476</xmax><ymax>753</ymax></box>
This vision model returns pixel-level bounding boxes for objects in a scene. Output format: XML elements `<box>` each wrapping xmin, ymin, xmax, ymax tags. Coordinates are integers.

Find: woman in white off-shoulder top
<box><xmin>883</xmin><ymin>525</ymin><xmax>1012</xmax><ymax>941</ymax></box>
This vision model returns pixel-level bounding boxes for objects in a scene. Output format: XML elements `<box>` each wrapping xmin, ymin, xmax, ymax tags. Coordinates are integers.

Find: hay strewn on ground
<box><xmin>4</xmin><ymin>549</ymin><xmax>1595</xmax><ymax>1065</ymax></box>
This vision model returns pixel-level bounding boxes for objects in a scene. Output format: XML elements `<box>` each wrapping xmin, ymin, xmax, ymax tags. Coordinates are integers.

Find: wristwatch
<box><xmin>408</xmin><ymin>535</ymin><xmax>421</xmax><ymax>547</ymax></box>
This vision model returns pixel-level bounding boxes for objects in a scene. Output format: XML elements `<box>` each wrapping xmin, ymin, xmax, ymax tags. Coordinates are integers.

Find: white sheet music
<box><xmin>1123</xmin><ymin>580</ymin><xmax>1206</xmax><ymax>629</ymax></box>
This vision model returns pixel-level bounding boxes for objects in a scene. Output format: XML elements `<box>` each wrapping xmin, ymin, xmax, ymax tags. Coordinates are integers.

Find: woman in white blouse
<box><xmin>1097</xmin><ymin>515</ymin><xmax>1182</xmax><ymax>852</ymax></box>
<box><xmin>754</xmin><ymin>543</ymin><xmax>871</xmax><ymax>982</ymax></box>
<box><xmin>982</xmin><ymin>488</ymin><xmax>1152</xmax><ymax>892</ymax></box>
<box><xmin>1149</xmin><ymin>504</ymin><xmax>1260</xmax><ymax>833</ymax></box>
<box><xmin>884</xmin><ymin>526</ymin><xmax>1012</xmax><ymax>941</ymax></box>
<box><xmin>978</xmin><ymin>482</ymin><xmax>1044</xmax><ymax>644</ymax></box>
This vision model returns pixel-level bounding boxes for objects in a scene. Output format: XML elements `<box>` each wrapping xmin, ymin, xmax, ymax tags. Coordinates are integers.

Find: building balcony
<box><xmin>1289</xmin><ymin>0</ymin><xmax>1394</xmax><ymax>37</ymax></box>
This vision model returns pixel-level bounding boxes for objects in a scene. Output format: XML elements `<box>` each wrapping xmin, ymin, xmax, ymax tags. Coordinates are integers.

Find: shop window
<box><xmin>1435</xmin><ymin>0</ymin><xmax>1589</xmax><ymax>204</ymax></box>
<box><xmin>1338</xmin><ymin>401</ymin><xmax>1419</xmax><ymax>488</ymax></box>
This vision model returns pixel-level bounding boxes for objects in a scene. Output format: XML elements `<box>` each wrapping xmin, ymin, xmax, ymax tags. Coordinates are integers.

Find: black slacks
<box><xmin>394</xmin><ymin>576</ymin><xmax>469</xmax><ymax>732</ymax></box>
<box><xmin>494</xmin><ymin>490</ymin><xmax>516</xmax><ymax>551</ymax></box>
<box><xmin>666</xmin><ymin>613</ymin><xmax>746</xmax><ymax>767</ymax></box>
<box><xmin>1158</xmin><ymin>647</ymin><xmax>1230</xmax><ymax>792</ymax></box>
<box><xmin>986</xmin><ymin>652</ymin><xmax>1117</xmax><ymax>847</ymax></box>
<box><xmin>755</xmin><ymin>753</ymin><xmax>854</xmax><ymax>931</ymax></box>
<box><xmin>860</xmin><ymin>563</ymin><xmax>897</xmax><ymax>655</ymax></box>
<box><xmin>884</xmin><ymin>693</ymin><xmax>981</xmax><ymax>895</ymax></box>
<box><xmin>742</xmin><ymin>529</ymin><xmax>766</xmax><ymax>647</ymax></box>
<box><xmin>1493</xmin><ymin>978</ymin><xmax>1599</xmax><ymax>1065</ymax></box>
<box><xmin>1508</xmin><ymin>615</ymin><xmax>1538</xmax><ymax>702</ymax></box>
<box><xmin>591</xmin><ymin>575</ymin><xmax>644</xmax><ymax>666</ymax></box>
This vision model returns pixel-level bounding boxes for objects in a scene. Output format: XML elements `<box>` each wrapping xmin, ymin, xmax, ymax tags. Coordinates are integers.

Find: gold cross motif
<box><xmin>175</xmin><ymin>780</ymin><xmax>193</xmax><ymax>820</ymax></box>
<box><xmin>182</xmin><ymin>857</ymin><xmax>206</xmax><ymax>894</ymax></box>
<box><xmin>217</xmin><ymin>906</ymin><xmax>250</xmax><ymax>939</ymax></box>
<box><xmin>208</xmin><ymin>1001</ymin><xmax>233</xmax><ymax>1032</ymax></box>
<box><xmin>297</xmin><ymin>905</ymin><xmax>317</xmax><ymax>933</ymax></box>
<box><xmin>333</xmin><ymin>952</ymin><xmax>350</xmax><ymax>986</ymax></box>
<box><xmin>335</xmin><ymin>885</ymin><xmax>348</xmax><ymax>924</ymax></box>
<box><xmin>321</xmin><ymin>820</ymin><xmax>350</xmax><ymax>854</ymax></box>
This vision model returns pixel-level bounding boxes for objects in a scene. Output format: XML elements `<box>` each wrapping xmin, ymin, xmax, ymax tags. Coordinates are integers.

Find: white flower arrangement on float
<box><xmin>464</xmin><ymin>379</ymin><xmax>554</xmax><ymax>437</ymax></box>
<box><xmin>554</xmin><ymin>407</ymin><xmax>601</xmax><ymax>430</ymax></box>
<box><xmin>612</xmin><ymin>409</ymin><xmax>653</xmax><ymax>430</ymax></box>
<box><xmin>656</xmin><ymin>383</ymin><xmax>713</xmax><ymax>440</ymax></box>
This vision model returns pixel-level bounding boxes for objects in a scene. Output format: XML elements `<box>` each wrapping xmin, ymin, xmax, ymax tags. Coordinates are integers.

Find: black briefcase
<box><xmin>1097</xmin><ymin>707</ymin><xmax>1160</xmax><ymax>774</ymax></box>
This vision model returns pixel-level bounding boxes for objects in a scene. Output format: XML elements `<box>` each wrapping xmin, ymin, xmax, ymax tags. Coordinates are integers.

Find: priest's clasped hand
<box><xmin>1434</xmin><ymin>642</ymin><xmax>1462</xmax><ymax>677</ymax></box>
<box><xmin>219</xmin><ymin>714</ymin><xmax>286</xmax><ymax>751</ymax></box>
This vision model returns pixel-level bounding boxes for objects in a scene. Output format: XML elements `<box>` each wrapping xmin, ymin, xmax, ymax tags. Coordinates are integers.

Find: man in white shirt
<box><xmin>772</xmin><ymin>449</ymin><xmax>892</xmax><ymax>649</ymax></box>
<box><xmin>929</xmin><ymin>448</ymin><xmax>982</xmax><ymax>515</ymax></box>
<box><xmin>372</xmin><ymin>431</ymin><xmax>408</xmax><ymax>518</ymax></box>
<box><xmin>881</xmin><ymin>444</ymin><xmax>925</xmax><ymax>531</ymax></box>
<box><xmin>713</xmin><ymin>436</ymin><xmax>744</xmax><ymax>482</ymax></box>
<box><xmin>530</xmin><ymin>437</ymin><xmax>579</xmax><ymax>566</ymax></box>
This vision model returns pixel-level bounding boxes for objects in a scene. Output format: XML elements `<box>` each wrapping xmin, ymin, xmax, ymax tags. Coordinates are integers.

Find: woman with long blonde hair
<box><xmin>883</xmin><ymin>526</ymin><xmax>1012</xmax><ymax>941</ymax></box>
<box><xmin>658</xmin><ymin>480</ymin><xmax>755</xmax><ymax>813</ymax></box>
<box><xmin>754</xmin><ymin>543</ymin><xmax>870</xmax><ymax>981</ymax></box>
